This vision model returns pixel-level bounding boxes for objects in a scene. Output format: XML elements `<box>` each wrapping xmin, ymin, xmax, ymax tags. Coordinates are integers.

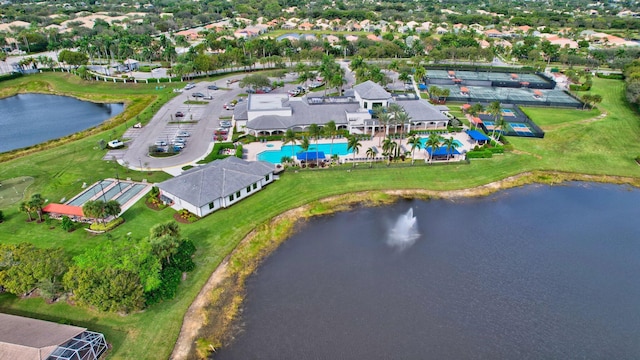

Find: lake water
<box><xmin>215</xmin><ymin>183</ymin><xmax>640</xmax><ymax>359</ymax></box>
<box><xmin>0</xmin><ymin>93</ymin><xmax>124</xmax><ymax>153</ymax></box>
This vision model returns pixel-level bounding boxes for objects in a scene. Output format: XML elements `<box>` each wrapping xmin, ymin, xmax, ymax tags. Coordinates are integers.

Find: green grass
<box><xmin>0</xmin><ymin>176</ymin><xmax>34</xmax><ymax>208</ymax></box>
<box><xmin>0</xmin><ymin>75</ymin><xmax>639</xmax><ymax>360</ymax></box>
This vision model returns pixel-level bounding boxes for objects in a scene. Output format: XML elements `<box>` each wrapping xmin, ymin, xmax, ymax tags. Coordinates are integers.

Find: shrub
<box><xmin>61</xmin><ymin>216</ymin><xmax>74</xmax><ymax>231</ymax></box>
<box><xmin>466</xmin><ymin>150</ymin><xmax>493</xmax><ymax>158</ymax></box>
<box><xmin>0</xmin><ymin>210</ymin><xmax>4</xmax><ymax>223</ymax></box>
<box><xmin>596</xmin><ymin>73</ymin><xmax>624</xmax><ymax>80</ymax></box>
<box><xmin>89</xmin><ymin>217</ymin><xmax>125</xmax><ymax>231</ymax></box>
<box><xmin>179</xmin><ymin>209</ymin><xmax>199</xmax><ymax>223</ymax></box>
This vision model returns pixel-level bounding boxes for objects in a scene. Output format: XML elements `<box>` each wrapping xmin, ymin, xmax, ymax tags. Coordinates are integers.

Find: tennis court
<box><xmin>428</xmin><ymin>70</ymin><xmax>547</xmax><ymax>84</ymax></box>
<box><xmin>437</xmin><ymin>84</ymin><xmax>582</xmax><ymax>108</ymax></box>
<box><xmin>508</xmin><ymin>122</ymin><xmax>536</xmax><ymax>137</ymax></box>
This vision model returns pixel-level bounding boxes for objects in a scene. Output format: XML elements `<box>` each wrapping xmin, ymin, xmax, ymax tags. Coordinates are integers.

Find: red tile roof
<box><xmin>42</xmin><ymin>204</ymin><xmax>84</xmax><ymax>217</ymax></box>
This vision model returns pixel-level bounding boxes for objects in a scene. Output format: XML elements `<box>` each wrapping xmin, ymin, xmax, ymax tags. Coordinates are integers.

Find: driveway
<box><xmin>120</xmin><ymin>77</ymin><xmax>245</xmax><ymax>171</ymax></box>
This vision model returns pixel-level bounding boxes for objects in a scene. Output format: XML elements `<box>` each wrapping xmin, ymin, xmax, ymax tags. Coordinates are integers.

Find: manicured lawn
<box><xmin>509</xmin><ymin>78</ymin><xmax>640</xmax><ymax>175</ymax></box>
<box><xmin>520</xmin><ymin>106</ymin><xmax>600</xmax><ymax>127</ymax></box>
<box><xmin>0</xmin><ymin>74</ymin><xmax>639</xmax><ymax>360</ymax></box>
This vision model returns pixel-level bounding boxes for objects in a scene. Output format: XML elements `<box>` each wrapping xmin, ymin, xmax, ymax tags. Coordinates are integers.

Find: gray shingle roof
<box><xmin>233</xmin><ymin>101</ymin><xmax>248</xmax><ymax>120</ymax></box>
<box><xmin>157</xmin><ymin>157</ymin><xmax>273</xmax><ymax>207</ymax></box>
<box><xmin>354</xmin><ymin>80</ymin><xmax>392</xmax><ymax>100</ymax></box>
<box><xmin>395</xmin><ymin>99</ymin><xmax>449</xmax><ymax>122</ymax></box>
<box><xmin>247</xmin><ymin>101</ymin><xmax>359</xmax><ymax>130</ymax></box>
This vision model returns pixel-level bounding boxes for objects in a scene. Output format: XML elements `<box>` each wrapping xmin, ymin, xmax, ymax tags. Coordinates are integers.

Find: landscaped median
<box><xmin>0</xmin><ymin>75</ymin><xmax>638</xmax><ymax>360</ymax></box>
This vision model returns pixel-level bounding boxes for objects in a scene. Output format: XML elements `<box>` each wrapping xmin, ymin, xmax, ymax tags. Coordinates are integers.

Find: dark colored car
<box><xmin>207</xmin><ymin>85</ymin><xmax>219</xmax><ymax>90</ymax></box>
<box><xmin>192</xmin><ymin>92</ymin><xmax>205</xmax><ymax>98</ymax></box>
<box><xmin>175</xmin><ymin>111</ymin><xmax>185</xmax><ymax>117</ymax></box>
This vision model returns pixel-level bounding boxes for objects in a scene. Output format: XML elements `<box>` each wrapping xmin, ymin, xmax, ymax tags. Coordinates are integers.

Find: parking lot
<box><xmin>120</xmin><ymin>79</ymin><xmax>244</xmax><ymax>171</ymax></box>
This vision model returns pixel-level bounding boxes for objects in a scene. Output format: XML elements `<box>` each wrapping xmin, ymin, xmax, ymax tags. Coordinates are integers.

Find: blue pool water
<box><xmin>258</xmin><ymin>143</ymin><xmax>352</xmax><ymax>163</ymax></box>
<box><xmin>419</xmin><ymin>137</ymin><xmax>463</xmax><ymax>149</ymax></box>
<box><xmin>502</xmin><ymin>109</ymin><xmax>514</xmax><ymax>114</ymax></box>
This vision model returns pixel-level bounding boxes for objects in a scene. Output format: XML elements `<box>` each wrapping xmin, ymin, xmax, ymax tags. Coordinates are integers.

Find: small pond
<box><xmin>0</xmin><ymin>93</ymin><xmax>124</xmax><ymax>153</ymax></box>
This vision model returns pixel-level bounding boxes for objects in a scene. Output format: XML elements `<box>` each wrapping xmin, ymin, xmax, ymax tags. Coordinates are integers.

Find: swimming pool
<box><xmin>419</xmin><ymin>137</ymin><xmax>463</xmax><ymax>149</ymax></box>
<box><xmin>258</xmin><ymin>142</ymin><xmax>352</xmax><ymax>163</ymax></box>
<box><xmin>502</xmin><ymin>108</ymin><xmax>514</xmax><ymax>114</ymax></box>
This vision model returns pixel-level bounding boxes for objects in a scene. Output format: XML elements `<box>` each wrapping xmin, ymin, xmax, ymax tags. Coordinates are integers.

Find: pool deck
<box><xmin>243</xmin><ymin>132</ymin><xmax>476</xmax><ymax>163</ymax></box>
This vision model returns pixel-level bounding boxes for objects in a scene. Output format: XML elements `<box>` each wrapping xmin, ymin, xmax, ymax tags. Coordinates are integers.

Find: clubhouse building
<box><xmin>157</xmin><ymin>157</ymin><xmax>275</xmax><ymax>217</ymax></box>
<box><xmin>233</xmin><ymin>81</ymin><xmax>450</xmax><ymax>136</ymax></box>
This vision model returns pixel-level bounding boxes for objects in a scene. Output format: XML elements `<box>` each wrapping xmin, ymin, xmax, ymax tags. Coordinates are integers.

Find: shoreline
<box><xmin>171</xmin><ymin>171</ymin><xmax>640</xmax><ymax>359</ymax></box>
<box><xmin>0</xmin><ymin>75</ymin><xmax>158</xmax><ymax>163</ymax></box>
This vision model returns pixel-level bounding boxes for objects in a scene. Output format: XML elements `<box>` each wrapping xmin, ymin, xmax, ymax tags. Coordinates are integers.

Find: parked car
<box><xmin>176</xmin><ymin>131</ymin><xmax>190</xmax><ymax>137</ymax></box>
<box><xmin>215</xmin><ymin>128</ymin><xmax>228</xmax><ymax>135</ymax></box>
<box><xmin>246</xmin><ymin>88</ymin><xmax>256</xmax><ymax>94</ymax></box>
<box><xmin>133</xmin><ymin>122</ymin><xmax>142</xmax><ymax>128</ymax></box>
<box><xmin>175</xmin><ymin>111</ymin><xmax>185</xmax><ymax>117</ymax></box>
<box><xmin>192</xmin><ymin>92</ymin><xmax>205</xmax><ymax>98</ymax></box>
<box><xmin>223</xmin><ymin>104</ymin><xmax>234</xmax><ymax>110</ymax></box>
<box><xmin>184</xmin><ymin>83</ymin><xmax>196</xmax><ymax>90</ymax></box>
<box><xmin>155</xmin><ymin>140</ymin><xmax>167</xmax><ymax>146</ymax></box>
<box><xmin>203</xmin><ymin>95</ymin><xmax>213</xmax><ymax>100</ymax></box>
<box><xmin>173</xmin><ymin>137</ymin><xmax>187</xmax><ymax>144</ymax></box>
<box><xmin>173</xmin><ymin>143</ymin><xmax>185</xmax><ymax>150</ymax></box>
<box><xmin>220</xmin><ymin>121</ymin><xmax>232</xmax><ymax>128</ymax></box>
<box><xmin>107</xmin><ymin>140</ymin><xmax>124</xmax><ymax>148</ymax></box>
<box><xmin>207</xmin><ymin>85</ymin><xmax>219</xmax><ymax>90</ymax></box>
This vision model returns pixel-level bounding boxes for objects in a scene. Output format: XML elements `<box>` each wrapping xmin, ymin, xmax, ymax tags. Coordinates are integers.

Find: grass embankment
<box><xmin>0</xmin><ymin>75</ymin><xmax>638</xmax><ymax>360</ymax></box>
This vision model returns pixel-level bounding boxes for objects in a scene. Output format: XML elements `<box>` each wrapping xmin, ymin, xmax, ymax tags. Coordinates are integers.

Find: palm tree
<box><xmin>308</xmin><ymin>123</ymin><xmax>321</xmax><ymax>167</ymax></box>
<box><xmin>347</xmin><ymin>135</ymin><xmax>361</xmax><ymax>167</ymax></box>
<box><xmin>442</xmin><ymin>137</ymin><xmax>459</xmax><ymax>161</ymax></box>
<box><xmin>283</xmin><ymin>129</ymin><xmax>297</xmax><ymax>159</ymax></box>
<box><xmin>19</xmin><ymin>201</ymin><xmax>33</xmax><ymax>222</ymax></box>
<box><xmin>323</xmin><ymin>120</ymin><xmax>338</xmax><ymax>156</ymax></box>
<box><xmin>366</xmin><ymin>147</ymin><xmax>376</xmax><ymax>168</ymax></box>
<box><xmin>487</xmin><ymin>101</ymin><xmax>502</xmax><ymax>140</ymax></box>
<box><xmin>425</xmin><ymin>135</ymin><xmax>443</xmax><ymax>163</ymax></box>
<box><xmin>394</xmin><ymin>111</ymin><xmax>411</xmax><ymax>145</ymax></box>
<box><xmin>299</xmin><ymin>136</ymin><xmax>310</xmax><ymax>152</ymax></box>
<box><xmin>375</xmin><ymin>111</ymin><xmax>390</xmax><ymax>145</ymax></box>
<box><xmin>414</xmin><ymin>66</ymin><xmax>426</xmax><ymax>84</ymax></box>
<box><xmin>104</xmin><ymin>200</ymin><xmax>122</xmax><ymax>219</ymax></box>
<box><xmin>382</xmin><ymin>135</ymin><xmax>397</xmax><ymax>165</ymax></box>
<box><xmin>29</xmin><ymin>194</ymin><xmax>45</xmax><ymax>222</ymax></box>
<box><xmin>407</xmin><ymin>135</ymin><xmax>423</xmax><ymax>165</ymax></box>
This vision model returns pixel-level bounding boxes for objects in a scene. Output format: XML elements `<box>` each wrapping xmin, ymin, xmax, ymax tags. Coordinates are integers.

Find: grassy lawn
<box><xmin>0</xmin><ymin>74</ymin><xmax>639</xmax><ymax>359</ymax></box>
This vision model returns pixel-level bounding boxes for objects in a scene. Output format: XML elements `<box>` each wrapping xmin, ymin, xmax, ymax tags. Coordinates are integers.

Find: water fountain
<box><xmin>387</xmin><ymin>208</ymin><xmax>420</xmax><ymax>249</ymax></box>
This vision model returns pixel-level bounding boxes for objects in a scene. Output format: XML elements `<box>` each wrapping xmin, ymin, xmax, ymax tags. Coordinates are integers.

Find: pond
<box><xmin>215</xmin><ymin>183</ymin><xmax>640</xmax><ymax>359</ymax></box>
<box><xmin>0</xmin><ymin>93</ymin><xmax>124</xmax><ymax>153</ymax></box>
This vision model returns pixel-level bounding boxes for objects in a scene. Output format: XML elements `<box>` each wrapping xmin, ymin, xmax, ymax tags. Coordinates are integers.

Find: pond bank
<box><xmin>171</xmin><ymin>170</ymin><xmax>640</xmax><ymax>359</ymax></box>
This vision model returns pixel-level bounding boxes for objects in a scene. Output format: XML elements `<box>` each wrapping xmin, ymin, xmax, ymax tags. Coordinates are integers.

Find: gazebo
<box><xmin>533</xmin><ymin>90</ymin><xmax>543</xmax><ymax>98</ymax></box>
<box><xmin>460</xmin><ymin>87</ymin><xmax>470</xmax><ymax>96</ymax></box>
<box><xmin>447</xmin><ymin>70</ymin><xmax>456</xmax><ymax>79</ymax></box>
<box><xmin>511</xmin><ymin>73</ymin><xmax>519</xmax><ymax>79</ymax></box>
<box><xmin>520</xmin><ymin>81</ymin><xmax>530</xmax><ymax>88</ymax></box>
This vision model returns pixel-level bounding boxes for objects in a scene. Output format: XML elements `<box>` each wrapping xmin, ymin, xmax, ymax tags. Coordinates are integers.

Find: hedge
<box><xmin>466</xmin><ymin>150</ymin><xmax>493</xmax><ymax>158</ymax></box>
<box><xmin>596</xmin><ymin>73</ymin><xmax>625</xmax><ymax>80</ymax></box>
<box><xmin>89</xmin><ymin>217</ymin><xmax>125</xmax><ymax>232</ymax></box>
<box><xmin>196</xmin><ymin>142</ymin><xmax>238</xmax><ymax>164</ymax></box>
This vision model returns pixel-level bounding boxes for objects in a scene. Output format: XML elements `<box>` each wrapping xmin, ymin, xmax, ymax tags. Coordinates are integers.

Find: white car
<box><xmin>154</xmin><ymin>140</ymin><xmax>167</xmax><ymax>146</ymax></box>
<box><xmin>107</xmin><ymin>140</ymin><xmax>124</xmax><ymax>148</ymax></box>
<box><xmin>176</xmin><ymin>131</ymin><xmax>190</xmax><ymax>137</ymax></box>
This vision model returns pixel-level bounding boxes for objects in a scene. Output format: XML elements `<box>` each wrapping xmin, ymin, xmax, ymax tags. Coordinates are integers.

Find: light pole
<box><xmin>138</xmin><ymin>158</ymin><xmax>143</xmax><ymax>171</ymax></box>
